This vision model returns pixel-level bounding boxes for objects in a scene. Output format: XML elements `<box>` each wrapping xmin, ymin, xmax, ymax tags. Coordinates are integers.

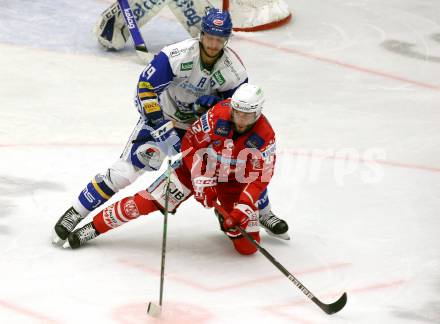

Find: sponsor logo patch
<box><xmin>212</xmin><ymin>140</ymin><xmax>221</xmax><ymax>147</ymax></box>
<box><xmin>213</xmin><ymin>71</ymin><xmax>225</xmax><ymax>86</ymax></box>
<box><xmin>245</xmin><ymin>133</ymin><xmax>265</xmax><ymax>149</ymax></box>
<box><xmin>201</xmin><ymin>114</ymin><xmax>210</xmax><ymax>132</ymax></box>
<box><xmin>180</xmin><ymin>61</ymin><xmax>193</xmax><ymax>71</ymax></box>
<box><xmin>215</xmin><ymin>119</ymin><xmax>231</xmax><ymax>137</ymax></box>
<box><xmin>213</xmin><ymin>19</ymin><xmax>224</xmax><ymax>26</ymax></box>
<box><xmin>170</xmin><ymin>48</ymin><xmax>180</xmax><ymax>57</ymax></box>
<box><xmin>143</xmin><ymin>102</ymin><xmax>161</xmax><ymax>113</ymax></box>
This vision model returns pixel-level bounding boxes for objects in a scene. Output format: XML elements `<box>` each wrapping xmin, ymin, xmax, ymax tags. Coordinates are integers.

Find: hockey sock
<box><xmin>76</xmin><ymin>175</ymin><xmax>116</xmax><ymax>215</ymax></box>
<box><xmin>257</xmin><ymin>188</ymin><xmax>271</xmax><ymax>215</ymax></box>
<box><xmin>92</xmin><ymin>193</ymin><xmax>158</xmax><ymax>234</ymax></box>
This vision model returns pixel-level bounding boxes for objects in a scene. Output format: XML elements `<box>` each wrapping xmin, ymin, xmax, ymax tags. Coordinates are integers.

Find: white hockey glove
<box><xmin>150</xmin><ymin>120</ymin><xmax>181</xmax><ymax>157</ymax></box>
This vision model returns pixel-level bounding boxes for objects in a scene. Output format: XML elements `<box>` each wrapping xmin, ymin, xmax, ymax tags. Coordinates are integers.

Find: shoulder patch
<box><xmin>215</xmin><ymin>119</ymin><xmax>232</xmax><ymax>137</ymax></box>
<box><xmin>245</xmin><ymin>133</ymin><xmax>265</xmax><ymax>149</ymax></box>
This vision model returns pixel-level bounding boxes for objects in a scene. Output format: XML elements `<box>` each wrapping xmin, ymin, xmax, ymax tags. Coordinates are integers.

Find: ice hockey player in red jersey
<box><xmin>64</xmin><ymin>83</ymin><xmax>282</xmax><ymax>254</ymax></box>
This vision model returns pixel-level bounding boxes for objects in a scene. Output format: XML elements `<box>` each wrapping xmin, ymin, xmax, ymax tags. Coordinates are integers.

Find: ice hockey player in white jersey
<box><xmin>94</xmin><ymin>0</ymin><xmax>211</xmax><ymax>50</ymax></box>
<box><xmin>53</xmin><ymin>8</ymin><xmax>289</xmax><ymax>244</ymax></box>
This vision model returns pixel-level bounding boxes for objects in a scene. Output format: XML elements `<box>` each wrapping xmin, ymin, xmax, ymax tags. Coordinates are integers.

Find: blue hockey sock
<box><xmin>257</xmin><ymin>189</ymin><xmax>271</xmax><ymax>215</ymax></box>
<box><xmin>77</xmin><ymin>174</ymin><xmax>115</xmax><ymax>212</ymax></box>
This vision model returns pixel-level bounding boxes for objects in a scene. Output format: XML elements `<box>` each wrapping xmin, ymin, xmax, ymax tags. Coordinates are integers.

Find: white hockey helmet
<box><xmin>231</xmin><ymin>83</ymin><xmax>265</xmax><ymax>119</ymax></box>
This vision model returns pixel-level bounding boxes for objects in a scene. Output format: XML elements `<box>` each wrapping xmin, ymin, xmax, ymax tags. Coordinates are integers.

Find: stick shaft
<box><xmin>158</xmin><ymin>160</ymin><xmax>172</xmax><ymax>306</ymax></box>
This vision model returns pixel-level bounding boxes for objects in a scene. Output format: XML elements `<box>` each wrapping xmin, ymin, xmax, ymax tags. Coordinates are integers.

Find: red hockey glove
<box><xmin>193</xmin><ymin>176</ymin><xmax>217</xmax><ymax>208</ymax></box>
<box><xmin>223</xmin><ymin>204</ymin><xmax>255</xmax><ymax>232</ymax></box>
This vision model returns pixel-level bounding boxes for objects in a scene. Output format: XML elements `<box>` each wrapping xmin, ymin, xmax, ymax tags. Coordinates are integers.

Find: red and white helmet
<box><xmin>231</xmin><ymin>83</ymin><xmax>265</xmax><ymax>119</ymax></box>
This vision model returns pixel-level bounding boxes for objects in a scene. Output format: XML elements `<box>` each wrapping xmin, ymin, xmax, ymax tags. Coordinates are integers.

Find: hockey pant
<box><xmin>72</xmin><ymin>118</ymin><xmax>186</xmax><ymax>217</ymax></box>
<box><xmin>92</xmin><ymin>159</ymin><xmax>261</xmax><ymax>255</ymax></box>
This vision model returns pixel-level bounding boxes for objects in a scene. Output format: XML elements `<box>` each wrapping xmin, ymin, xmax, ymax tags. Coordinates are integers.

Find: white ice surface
<box><xmin>0</xmin><ymin>0</ymin><xmax>439</xmax><ymax>323</ymax></box>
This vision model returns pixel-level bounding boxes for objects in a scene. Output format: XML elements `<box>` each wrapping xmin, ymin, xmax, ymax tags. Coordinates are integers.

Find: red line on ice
<box><xmin>234</xmin><ymin>36</ymin><xmax>440</xmax><ymax>91</ymax></box>
<box><xmin>0</xmin><ymin>299</ymin><xmax>60</xmax><ymax>323</ymax></box>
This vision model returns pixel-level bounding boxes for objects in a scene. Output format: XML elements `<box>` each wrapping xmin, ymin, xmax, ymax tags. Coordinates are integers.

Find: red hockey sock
<box><xmin>93</xmin><ymin>192</ymin><xmax>158</xmax><ymax>234</ymax></box>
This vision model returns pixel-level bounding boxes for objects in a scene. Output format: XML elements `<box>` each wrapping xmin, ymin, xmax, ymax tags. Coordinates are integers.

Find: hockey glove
<box><xmin>223</xmin><ymin>204</ymin><xmax>254</xmax><ymax>233</ymax></box>
<box><xmin>192</xmin><ymin>95</ymin><xmax>222</xmax><ymax>115</ymax></box>
<box><xmin>193</xmin><ymin>176</ymin><xmax>217</xmax><ymax>208</ymax></box>
<box><xmin>150</xmin><ymin>120</ymin><xmax>181</xmax><ymax>157</ymax></box>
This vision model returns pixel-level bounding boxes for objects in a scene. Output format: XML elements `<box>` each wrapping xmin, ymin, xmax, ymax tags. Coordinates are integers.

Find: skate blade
<box><xmin>62</xmin><ymin>240</ymin><xmax>71</xmax><ymax>249</ymax></box>
<box><xmin>51</xmin><ymin>229</ymin><xmax>66</xmax><ymax>246</ymax></box>
<box><xmin>265</xmin><ymin>228</ymin><xmax>291</xmax><ymax>241</ymax></box>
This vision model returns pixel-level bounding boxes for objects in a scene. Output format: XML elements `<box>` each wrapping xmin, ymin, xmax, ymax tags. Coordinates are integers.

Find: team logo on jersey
<box><xmin>245</xmin><ymin>133</ymin><xmax>265</xmax><ymax>149</ymax></box>
<box><xmin>213</xmin><ymin>71</ymin><xmax>226</xmax><ymax>86</ymax></box>
<box><xmin>180</xmin><ymin>61</ymin><xmax>193</xmax><ymax>71</ymax></box>
<box><xmin>215</xmin><ymin>119</ymin><xmax>231</xmax><ymax>137</ymax></box>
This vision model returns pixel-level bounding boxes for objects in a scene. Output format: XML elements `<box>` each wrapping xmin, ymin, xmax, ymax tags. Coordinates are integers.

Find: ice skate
<box><xmin>53</xmin><ymin>207</ymin><xmax>84</xmax><ymax>244</ymax></box>
<box><xmin>259</xmin><ymin>211</ymin><xmax>290</xmax><ymax>240</ymax></box>
<box><xmin>63</xmin><ymin>222</ymin><xmax>100</xmax><ymax>249</ymax></box>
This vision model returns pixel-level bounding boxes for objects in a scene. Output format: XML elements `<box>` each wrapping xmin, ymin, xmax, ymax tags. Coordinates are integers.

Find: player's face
<box><xmin>232</xmin><ymin>110</ymin><xmax>257</xmax><ymax>134</ymax></box>
<box><xmin>201</xmin><ymin>32</ymin><xmax>227</xmax><ymax>58</ymax></box>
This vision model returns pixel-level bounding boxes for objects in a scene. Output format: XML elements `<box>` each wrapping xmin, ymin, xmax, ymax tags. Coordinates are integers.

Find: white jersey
<box><xmin>136</xmin><ymin>38</ymin><xmax>248</xmax><ymax>130</ymax></box>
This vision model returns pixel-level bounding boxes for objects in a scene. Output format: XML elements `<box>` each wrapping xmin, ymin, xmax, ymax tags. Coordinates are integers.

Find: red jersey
<box><xmin>181</xmin><ymin>99</ymin><xmax>276</xmax><ymax>207</ymax></box>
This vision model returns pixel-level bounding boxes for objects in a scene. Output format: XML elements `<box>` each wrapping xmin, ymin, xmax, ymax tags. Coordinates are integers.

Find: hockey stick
<box><xmin>147</xmin><ymin>159</ymin><xmax>173</xmax><ymax>317</ymax></box>
<box><xmin>117</xmin><ymin>0</ymin><xmax>154</xmax><ymax>63</ymax></box>
<box><xmin>213</xmin><ymin>201</ymin><xmax>347</xmax><ymax>315</ymax></box>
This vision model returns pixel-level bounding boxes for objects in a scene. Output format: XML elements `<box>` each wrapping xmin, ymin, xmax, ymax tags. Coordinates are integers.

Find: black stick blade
<box><xmin>314</xmin><ymin>292</ymin><xmax>347</xmax><ymax>315</ymax></box>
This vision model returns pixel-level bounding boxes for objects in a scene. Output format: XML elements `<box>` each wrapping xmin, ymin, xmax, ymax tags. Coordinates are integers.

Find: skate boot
<box><xmin>53</xmin><ymin>207</ymin><xmax>85</xmax><ymax>244</ymax></box>
<box><xmin>259</xmin><ymin>210</ymin><xmax>290</xmax><ymax>240</ymax></box>
<box><xmin>64</xmin><ymin>222</ymin><xmax>100</xmax><ymax>249</ymax></box>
